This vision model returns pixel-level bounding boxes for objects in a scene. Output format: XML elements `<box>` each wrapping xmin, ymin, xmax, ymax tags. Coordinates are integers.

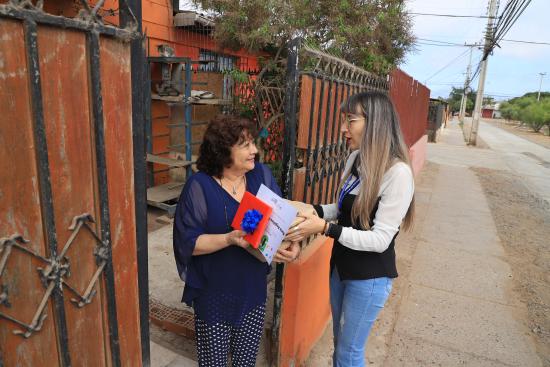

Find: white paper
<box><xmin>255</xmin><ymin>184</ymin><xmax>298</xmax><ymax>264</ymax></box>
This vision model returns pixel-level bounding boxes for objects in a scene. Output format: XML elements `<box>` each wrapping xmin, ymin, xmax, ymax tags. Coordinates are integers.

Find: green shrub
<box><xmin>523</xmin><ymin>103</ymin><xmax>546</xmax><ymax>132</ymax></box>
<box><xmin>500</xmin><ymin>94</ymin><xmax>550</xmax><ymax>133</ymax></box>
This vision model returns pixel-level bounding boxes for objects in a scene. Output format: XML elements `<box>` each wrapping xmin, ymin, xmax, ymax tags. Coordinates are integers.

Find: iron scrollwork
<box><xmin>0</xmin><ymin>214</ymin><xmax>111</xmax><ymax>338</ymax></box>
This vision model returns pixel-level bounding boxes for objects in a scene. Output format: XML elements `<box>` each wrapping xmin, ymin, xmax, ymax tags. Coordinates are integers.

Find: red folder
<box><xmin>231</xmin><ymin>191</ymin><xmax>273</xmax><ymax>248</ymax></box>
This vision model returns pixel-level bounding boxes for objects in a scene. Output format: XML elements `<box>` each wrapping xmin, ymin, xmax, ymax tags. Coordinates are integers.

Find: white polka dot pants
<box><xmin>195</xmin><ymin>304</ymin><xmax>266</xmax><ymax>367</ymax></box>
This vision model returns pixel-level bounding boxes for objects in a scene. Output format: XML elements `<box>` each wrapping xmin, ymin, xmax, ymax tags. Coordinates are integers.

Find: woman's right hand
<box><xmin>225</xmin><ymin>230</ymin><xmax>249</xmax><ymax>248</ymax></box>
<box><xmin>285</xmin><ymin>212</ymin><xmax>326</xmax><ymax>242</ymax></box>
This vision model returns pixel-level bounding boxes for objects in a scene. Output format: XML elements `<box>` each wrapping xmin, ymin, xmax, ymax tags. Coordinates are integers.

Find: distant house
<box><xmin>481</xmin><ymin>102</ymin><xmax>501</xmax><ymax>119</ymax></box>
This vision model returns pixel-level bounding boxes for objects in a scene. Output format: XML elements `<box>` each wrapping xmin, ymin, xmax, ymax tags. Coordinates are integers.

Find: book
<box><xmin>255</xmin><ymin>184</ymin><xmax>298</xmax><ymax>264</ymax></box>
<box><xmin>231</xmin><ymin>191</ymin><xmax>273</xmax><ymax>248</ymax></box>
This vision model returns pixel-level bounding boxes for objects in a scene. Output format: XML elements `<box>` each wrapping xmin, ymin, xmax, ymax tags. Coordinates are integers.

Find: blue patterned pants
<box><xmin>194</xmin><ymin>304</ymin><xmax>265</xmax><ymax>367</ymax></box>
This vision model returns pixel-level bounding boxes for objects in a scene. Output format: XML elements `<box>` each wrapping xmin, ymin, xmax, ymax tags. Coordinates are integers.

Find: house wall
<box><xmin>143</xmin><ymin>0</ymin><xmax>264</xmax><ymax>184</ymax></box>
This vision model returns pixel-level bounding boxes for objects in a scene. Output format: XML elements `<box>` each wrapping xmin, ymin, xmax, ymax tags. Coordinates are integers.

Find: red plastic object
<box><xmin>231</xmin><ymin>191</ymin><xmax>273</xmax><ymax>248</ymax></box>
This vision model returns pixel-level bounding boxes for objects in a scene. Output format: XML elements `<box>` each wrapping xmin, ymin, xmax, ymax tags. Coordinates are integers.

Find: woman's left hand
<box><xmin>273</xmin><ymin>242</ymin><xmax>301</xmax><ymax>263</ymax></box>
<box><xmin>285</xmin><ymin>212</ymin><xmax>326</xmax><ymax>242</ymax></box>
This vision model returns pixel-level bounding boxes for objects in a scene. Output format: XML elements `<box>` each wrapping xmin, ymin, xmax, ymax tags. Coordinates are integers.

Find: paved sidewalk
<box><xmin>385</xmin><ymin>120</ymin><xmax>542</xmax><ymax>366</ymax></box>
<box><xmin>151</xmin><ymin>341</ymin><xmax>196</xmax><ymax>367</ymax></box>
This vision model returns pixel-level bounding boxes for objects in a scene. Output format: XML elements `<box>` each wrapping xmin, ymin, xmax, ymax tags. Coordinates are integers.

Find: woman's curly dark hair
<box><xmin>196</xmin><ymin>115</ymin><xmax>258</xmax><ymax>177</ymax></box>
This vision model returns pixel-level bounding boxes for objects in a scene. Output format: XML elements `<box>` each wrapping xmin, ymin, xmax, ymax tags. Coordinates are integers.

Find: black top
<box><xmin>328</xmin><ymin>194</ymin><xmax>398</xmax><ymax>280</ymax></box>
<box><xmin>314</xmin><ymin>156</ymin><xmax>399</xmax><ymax>280</ymax></box>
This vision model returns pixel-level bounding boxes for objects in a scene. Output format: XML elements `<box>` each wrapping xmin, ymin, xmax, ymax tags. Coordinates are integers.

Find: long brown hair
<box><xmin>339</xmin><ymin>91</ymin><xmax>415</xmax><ymax>231</ymax></box>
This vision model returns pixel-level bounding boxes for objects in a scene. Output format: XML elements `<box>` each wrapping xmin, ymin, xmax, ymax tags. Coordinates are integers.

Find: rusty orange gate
<box><xmin>0</xmin><ymin>0</ymin><xmax>149</xmax><ymax>366</ymax></box>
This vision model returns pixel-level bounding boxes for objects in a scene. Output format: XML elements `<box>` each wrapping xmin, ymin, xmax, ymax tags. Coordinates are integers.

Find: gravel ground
<box><xmin>472</xmin><ymin>167</ymin><xmax>550</xmax><ymax>366</ymax></box>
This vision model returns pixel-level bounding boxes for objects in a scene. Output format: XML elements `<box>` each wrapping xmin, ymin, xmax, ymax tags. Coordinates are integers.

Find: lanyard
<box><xmin>338</xmin><ymin>175</ymin><xmax>360</xmax><ymax>209</ymax></box>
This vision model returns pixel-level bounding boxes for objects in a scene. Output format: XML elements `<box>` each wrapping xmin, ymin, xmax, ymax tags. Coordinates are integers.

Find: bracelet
<box><xmin>322</xmin><ymin>220</ymin><xmax>329</xmax><ymax>235</ymax></box>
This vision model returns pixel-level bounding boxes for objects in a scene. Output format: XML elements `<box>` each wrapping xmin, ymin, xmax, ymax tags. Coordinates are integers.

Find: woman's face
<box><xmin>341</xmin><ymin>111</ymin><xmax>366</xmax><ymax>151</ymax></box>
<box><xmin>229</xmin><ymin>133</ymin><xmax>258</xmax><ymax>173</ymax></box>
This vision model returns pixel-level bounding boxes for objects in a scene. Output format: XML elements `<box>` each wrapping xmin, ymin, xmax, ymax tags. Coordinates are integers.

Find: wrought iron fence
<box><xmin>281</xmin><ymin>42</ymin><xmax>389</xmax><ymax>204</ymax></box>
<box><xmin>0</xmin><ymin>0</ymin><xmax>146</xmax><ymax>365</ymax></box>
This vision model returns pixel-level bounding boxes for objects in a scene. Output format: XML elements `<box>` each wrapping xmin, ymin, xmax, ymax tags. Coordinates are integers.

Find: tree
<box><xmin>523</xmin><ymin>102</ymin><xmax>546</xmax><ymax>132</ymax></box>
<box><xmin>483</xmin><ymin>96</ymin><xmax>495</xmax><ymax>106</ymax></box>
<box><xmin>193</xmin><ymin>0</ymin><xmax>414</xmax><ymax>74</ymax></box>
<box><xmin>500</xmin><ymin>93</ymin><xmax>550</xmax><ymax>134</ymax></box>
<box><xmin>544</xmin><ymin>100</ymin><xmax>550</xmax><ymax>135</ymax></box>
<box><xmin>446</xmin><ymin>87</ymin><xmax>476</xmax><ymax>114</ymax></box>
<box><xmin>519</xmin><ymin>91</ymin><xmax>550</xmax><ymax>100</ymax></box>
<box><xmin>500</xmin><ymin>101</ymin><xmax>519</xmax><ymax>121</ymax></box>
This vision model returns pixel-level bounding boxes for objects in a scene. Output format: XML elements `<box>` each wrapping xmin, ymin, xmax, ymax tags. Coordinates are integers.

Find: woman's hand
<box><xmin>225</xmin><ymin>230</ymin><xmax>249</xmax><ymax>248</ymax></box>
<box><xmin>273</xmin><ymin>242</ymin><xmax>301</xmax><ymax>263</ymax></box>
<box><xmin>285</xmin><ymin>212</ymin><xmax>326</xmax><ymax>242</ymax></box>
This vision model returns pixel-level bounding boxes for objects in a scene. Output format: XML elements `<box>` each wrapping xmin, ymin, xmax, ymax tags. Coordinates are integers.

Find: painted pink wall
<box><xmin>409</xmin><ymin>134</ymin><xmax>428</xmax><ymax>177</ymax></box>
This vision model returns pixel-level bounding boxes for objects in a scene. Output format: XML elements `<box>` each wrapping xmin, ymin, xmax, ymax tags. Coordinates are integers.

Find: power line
<box><xmin>417</xmin><ymin>38</ymin><xmax>458</xmax><ymax>44</ymax></box>
<box><xmin>408</xmin><ymin>12</ymin><xmax>498</xmax><ymax>19</ymax></box>
<box><xmin>417</xmin><ymin>42</ymin><xmax>466</xmax><ymax>47</ymax></box>
<box><xmin>417</xmin><ymin>37</ymin><xmax>550</xmax><ymax>46</ymax></box>
<box><xmin>470</xmin><ymin>61</ymin><xmax>482</xmax><ymax>82</ymax></box>
<box><xmin>502</xmin><ymin>39</ymin><xmax>550</xmax><ymax>46</ymax></box>
<box><xmin>417</xmin><ymin>38</ymin><xmax>472</xmax><ymax>47</ymax></box>
<box><xmin>465</xmin><ymin>51</ymin><xmax>484</xmax><ymax>83</ymax></box>
<box><xmin>428</xmin><ymin>82</ymin><xmax>465</xmax><ymax>86</ymax></box>
<box><xmin>484</xmin><ymin>93</ymin><xmax>519</xmax><ymax>97</ymax></box>
<box><xmin>469</xmin><ymin>0</ymin><xmax>532</xmax><ymax>84</ymax></box>
<box><xmin>492</xmin><ymin>0</ymin><xmax>519</xmax><ymax>40</ymax></box>
<box><xmin>416</xmin><ymin>0</ymin><xmax>534</xmax><ymax>89</ymax></box>
<box><xmin>424</xmin><ymin>48</ymin><xmax>471</xmax><ymax>83</ymax></box>
<box><xmin>494</xmin><ymin>0</ymin><xmax>531</xmax><ymax>42</ymax></box>
<box><xmin>484</xmin><ymin>0</ymin><xmax>532</xmax><ymax>60</ymax></box>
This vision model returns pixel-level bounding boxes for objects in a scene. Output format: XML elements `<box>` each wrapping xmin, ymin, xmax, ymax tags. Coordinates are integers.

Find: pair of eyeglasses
<box><xmin>344</xmin><ymin>115</ymin><xmax>365</xmax><ymax>128</ymax></box>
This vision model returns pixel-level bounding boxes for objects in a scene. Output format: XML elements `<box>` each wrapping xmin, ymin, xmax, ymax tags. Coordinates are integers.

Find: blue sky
<box><xmin>402</xmin><ymin>0</ymin><xmax>550</xmax><ymax>101</ymax></box>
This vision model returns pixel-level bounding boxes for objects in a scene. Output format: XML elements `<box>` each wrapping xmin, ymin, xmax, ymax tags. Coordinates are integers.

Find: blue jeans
<box><xmin>330</xmin><ymin>269</ymin><xmax>393</xmax><ymax>367</ymax></box>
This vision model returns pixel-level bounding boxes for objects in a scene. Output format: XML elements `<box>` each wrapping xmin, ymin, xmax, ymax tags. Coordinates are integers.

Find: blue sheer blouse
<box><xmin>173</xmin><ymin>162</ymin><xmax>281</xmax><ymax>326</ymax></box>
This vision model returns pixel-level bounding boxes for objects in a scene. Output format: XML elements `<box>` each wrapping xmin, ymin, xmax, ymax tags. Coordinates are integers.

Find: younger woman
<box><xmin>286</xmin><ymin>91</ymin><xmax>415</xmax><ymax>367</ymax></box>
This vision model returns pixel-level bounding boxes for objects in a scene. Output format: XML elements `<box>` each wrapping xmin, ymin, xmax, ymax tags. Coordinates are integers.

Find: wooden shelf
<box><xmin>151</xmin><ymin>94</ymin><xmax>232</xmax><ymax>105</ymax></box>
<box><xmin>151</xmin><ymin>94</ymin><xmax>184</xmax><ymax>102</ymax></box>
<box><xmin>146</xmin><ymin>153</ymin><xmax>193</xmax><ymax>167</ymax></box>
<box><xmin>192</xmin><ymin>98</ymin><xmax>232</xmax><ymax>105</ymax></box>
<box><xmin>147</xmin><ymin>182</ymin><xmax>184</xmax><ymax>206</ymax></box>
<box><xmin>147</xmin><ymin>56</ymin><xmax>191</xmax><ymax>63</ymax></box>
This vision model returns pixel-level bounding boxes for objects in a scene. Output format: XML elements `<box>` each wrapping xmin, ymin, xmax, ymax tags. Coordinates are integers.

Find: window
<box><xmin>199</xmin><ymin>49</ymin><xmax>236</xmax><ymax>72</ymax></box>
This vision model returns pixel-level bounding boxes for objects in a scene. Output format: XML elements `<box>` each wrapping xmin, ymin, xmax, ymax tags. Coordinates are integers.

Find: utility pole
<box><xmin>458</xmin><ymin>93</ymin><xmax>466</xmax><ymax>122</ymax></box>
<box><xmin>469</xmin><ymin>0</ymin><xmax>499</xmax><ymax>146</ymax></box>
<box><xmin>459</xmin><ymin>44</ymin><xmax>476</xmax><ymax>122</ymax></box>
<box><xmin>537</xmin><ymin>72</ymin><xmax>546</xmax><ymax>101</ymax></box>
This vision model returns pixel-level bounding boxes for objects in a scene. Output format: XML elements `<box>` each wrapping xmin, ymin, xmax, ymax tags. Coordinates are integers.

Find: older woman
<box><xmin>173</xmin><ymin>114</ymin><xmax>299</xmax><ymax>366</ymax></box>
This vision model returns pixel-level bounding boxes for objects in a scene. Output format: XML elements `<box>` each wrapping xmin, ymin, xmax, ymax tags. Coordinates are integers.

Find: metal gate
<box><xmin>0</xmin><ymin>0</ymin><xmax>148</xmax><ymax>365</ymax></box>
<box><xmin>281</xmin><ymin>40</ymin><xmax>389</xmax><ymax>205</ymax></box>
